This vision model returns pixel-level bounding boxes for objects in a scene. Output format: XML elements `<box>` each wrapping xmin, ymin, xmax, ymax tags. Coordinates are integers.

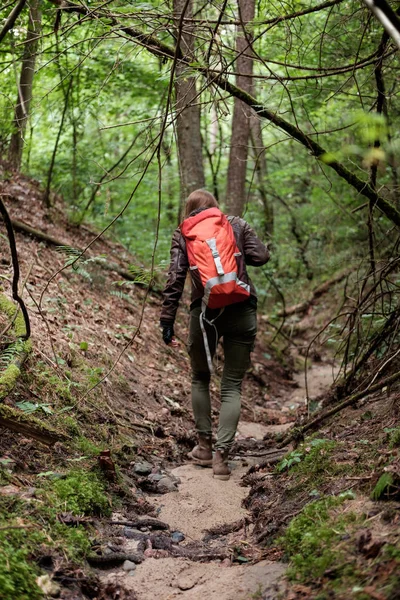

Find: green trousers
<box><xmin>188</xmin><ymin>301</ymin><xmax>257</xmax><ymax>451</ymax></box>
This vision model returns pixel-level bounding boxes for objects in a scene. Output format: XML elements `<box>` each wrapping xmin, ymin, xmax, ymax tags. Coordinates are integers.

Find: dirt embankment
<box><xmin>0</xmin><ymin>166</ymin><xmax>299</xmax><ymax>598</ymax></box>
<box><xmin>1</xmin><ymin>167</ymin><xmax>399</xmax><ymax>600</ymax></box>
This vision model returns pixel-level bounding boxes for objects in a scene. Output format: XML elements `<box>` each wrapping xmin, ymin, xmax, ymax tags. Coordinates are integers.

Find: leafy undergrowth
<box><xmin>244</xmin><ymin>392</ymin><xmax>400</xmax><ymax>599</ymax></box>
<box><xmin>279</xmin><ymin>493</ymin><xmax>400</xmax><ymax>600</ymax></box>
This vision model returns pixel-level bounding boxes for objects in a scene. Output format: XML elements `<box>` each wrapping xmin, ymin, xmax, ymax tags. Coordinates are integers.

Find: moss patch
<box><xmin>0</xmin><ymin>293</ymin><xmax>27</xmax><ymax>338</ymax></box>
<box><xmin>279</xmin><ymin>493</ymin><xmax>400</xmax><ymax>598</ymax></box>
<box><xmin>0</xmin><ymin>363</ymin><xmax>20</xmax><ymax>398</ymax></box>
<box><xmin>51</xmin><ymin>469</ymin><xmax>111</xmax><ymax>516</ymax></box>
<box><xmin>0</xmin><ymin>466</ymin><xmax>111</xmax><ymax>598</ymax></box>
<box><xmin>279</xmin><ymin>493</ymin><xmax>357</xmax><ymax>581</ymax></box>
<box><xmin>0</xmin><ymin>293</ymin><xmax>32</xmax><ymax>399</ymax></box>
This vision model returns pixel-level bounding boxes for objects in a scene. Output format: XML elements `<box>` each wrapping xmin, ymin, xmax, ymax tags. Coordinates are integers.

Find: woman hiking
<box><xmin>160</xmin><ymin>190</ymin><xmax>270</xmax><ymax>480</ymax></box>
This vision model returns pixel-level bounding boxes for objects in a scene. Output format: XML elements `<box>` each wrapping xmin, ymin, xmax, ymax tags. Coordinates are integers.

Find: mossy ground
<box><xmin>0</xmin><ymin>467</ymin><xmax>111</xmax><ymax>599</ymax></box>
<box><xmin>0</xmin><ymin>344</ymin><xmax>133</xmax><ymax>598</ymax></box>
<box><xmin>278</xmin><ymin>493</ymin><xmax>400</xmax><ymax>600</ymax></box>
<box><xmin>256</xmin><ymin>405</ymin><xmax>400</xmax><ymax>600</ymax></box>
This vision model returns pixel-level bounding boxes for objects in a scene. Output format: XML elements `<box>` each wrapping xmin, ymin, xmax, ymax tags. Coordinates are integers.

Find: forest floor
<box><xmin>0</xmin><ymin>165</ymin><xmax>399</xmax><ymax>600</ymax></box>
<box><xmin>99</xmin><ymin>366</ymin><xmax>333</xmax><ymax>600</ymax></box>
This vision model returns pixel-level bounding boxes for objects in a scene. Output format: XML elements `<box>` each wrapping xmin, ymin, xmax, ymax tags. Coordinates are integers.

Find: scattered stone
<box><xmin>0</xmin><ymin>484</ymin><xmax>36</xmax><ymax>498</ymax></box>
<box><xmin>177</xmin><ymin>573</ymin><xmax>200</xmax><ymax>591</ymax></box>
<box><xmin>123</xmin><ymin>527</ymin><xmax>145</xmax><ymax>539</ymax></box>
<box><xmin>171</xmin><ymin>531</ymin><xmax>185</xmax><ymax>543</ymax></box>
<box><xmin>157</xmin><ymin>477</ymin><xmax>179</xmax><ymax>493</ymax></box>
<box><xmin>36</xmin><ymin>574</ymin><xmax>60</xmax><ymax>597</ymax></box>
<box><xmin>133</xmin><ymin>461</ymin><xmax>153</xmax><ymax>476</ymax></box>
<box><xmin>220</xmin><ymin>558</ymin><xmax>232</xmax><ymax>568</ymax></box>
<box><xmin>148</xmin><ymin>473</ymin><xmax>164</xmax><ymax>483</ymax></box>
<box><xmin>170</xmin><ymin>474</ymin><xmax>182</xmax><ymax>484</ymax></box>
<box><xmin>122</xmin><ymin>560</ymin><xmax>137</xmax><ymax>572</ymax></box>
<box><xmin>144</xmin><ymin>548</ymin><xmax>170</xmax><ymax>558</ymax></box>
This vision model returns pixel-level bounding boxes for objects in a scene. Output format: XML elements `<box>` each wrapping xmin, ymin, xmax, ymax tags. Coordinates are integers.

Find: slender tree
<box><xmin>226</xmin><ymin>0</ymin><xmax>255</xmax><ymax>217</ymax></box>
<box><xmin>8</xmin><ymin>0</ymin><xmax>41</xmax><ymax>170</ymax></box>
<box><xmin>250</xmin><ymin>116</ymin><xmax>273</xmax><ymax>237</ymax></box>
<box><xmin>173</xmin><ymin>0</ymin><xmax>205</xmax><ymax>217</ymax></box>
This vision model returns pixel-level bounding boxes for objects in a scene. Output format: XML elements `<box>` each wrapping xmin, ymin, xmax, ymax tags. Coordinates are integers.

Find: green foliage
<box><xmin>52</xmin><ymin>469</ymin><xmax>110</xmax><ymax>516</ymax></box>
<box><xmin>276</xmin><ymin>450</ymin><xmax>303</xmax><ymax>472</ymax></box>
<box><xmin>0</xmin><ymin>469</ymin><xmax>99</xmax><ymax>598</ymax></box>
<box><xmin>276</xmin><ymin>439</ymin><xmax>337</xmax><ymax>476</ymax></box>
<box><xmin>0</xmin><ymin>528</ymin><xmax>43</xmax><ymax>600</ymax></box>
<box><xmin>15</xmin><ymin>401</ymin><xmax>53</xmax><ymax>415</ymax></box>
<box><xmin>385</xmin><ymin>427</ymin><xmax>400</xmax><ymax>449</ymax></box>
<box><xmin>371</xmin><ymin>473</ymin><xmax>394</xmax><ymax>501</ymax></box>
<box><xmin>279</xmin><ymin>492</ymin><xmax>356</xmax><ymax>582</ymax></box>
<box><xmin>74</xmin><ymin>435</ymin><xmax>103</xmax><ymax>456</ymax></box>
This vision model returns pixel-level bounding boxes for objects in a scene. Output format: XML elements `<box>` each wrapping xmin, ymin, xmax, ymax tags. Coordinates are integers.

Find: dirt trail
<box><xmin>103</xmin><ymin>363</ymin><xmax>332</xmax><ymax>600</ymax></box>
<box><xmin>101</xmin><ymin>362</ymin><xmax>335</xmax><ymax>599</ymax></box>
<box><xmin>103</xmin><ymin>424</ymin><xmax>285</xmax><ymax>599</ymax></box>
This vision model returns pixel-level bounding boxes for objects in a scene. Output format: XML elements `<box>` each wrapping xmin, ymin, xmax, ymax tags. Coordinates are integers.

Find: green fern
<box><xmin>56</xmin><ymin>245</ymin><xmax>82</xmax><ymax>258</ymax></box>
<box><xmin>128</xmin><ymin>265</ymin><xmax>154</xmax><ymax>286</ymax></box>
<box><xmin>73</xmin><ymin>266</ymin><xmax>93</xmax><ymax>282</ymax></box>
<box><xmin>371</xmin><ymin>473</ymin><xmax>394</xmax><ymax>500</ymax></box>
<box><xmin>0</xmin><ymin>340</ymin><xmax>24</xmax><ymax>370</ymax></box>
<box><xmin>110</xmin><ymin>290</ymin><xmax>132</xmax><ymax>302</ymax></box>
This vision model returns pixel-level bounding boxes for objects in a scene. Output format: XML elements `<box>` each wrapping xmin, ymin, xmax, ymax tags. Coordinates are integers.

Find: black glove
<box><xmin>161</xmin><ymin>322</ymin><xmax>174</xmax><ymax>345</ymax></box>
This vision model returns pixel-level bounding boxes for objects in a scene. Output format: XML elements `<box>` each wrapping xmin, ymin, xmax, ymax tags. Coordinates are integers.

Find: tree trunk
<box><xmin>173</xmin><ymin>0</ymin><xmax>205</xmax><ymax>218</ymax></box>
<box><xmin>44</xmin><ymin>76</ymin><xmax>73</xmax><ymax>208</ymax></box>
<box><xmin>8</xmin><ymin>0</ymin><xmax>41</xmax><ymax>170</ymax></box>
<box><xmin>226</xmin><ymin>0</ymin><xmax>255</xmax><ymax>217</ymax></box>
<box><xmin>250</xmin><ymin>116</ymin><xmax>273</xmax><ymax>236</ymax></box>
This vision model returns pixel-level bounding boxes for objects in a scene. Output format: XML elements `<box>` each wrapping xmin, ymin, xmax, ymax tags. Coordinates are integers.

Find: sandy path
<box><xmin>102</xmin><ymin>362</ymin><xmax>334</xmax><ymax>599</ymax></box>
<box><xmin>102</xmin><ymin>425</ymin><xmax>284</xmax><ymax>599</ymax></box>
<box><xmin>128</xmin><ymin>557</ymin><xmax>284</xmax><ymax>600</ymax></box>
<box><xmin>150</xmin><ymin>461</ymin><xmax>248</xmax><ymax>540</ymax></box>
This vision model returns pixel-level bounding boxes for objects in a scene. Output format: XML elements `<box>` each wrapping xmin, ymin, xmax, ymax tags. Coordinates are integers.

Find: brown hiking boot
<box><xmin>188</xmin><ymin>435</ymin><xmax>213</xmax><ymax>466</ymax></box>
<box><xmin>213</xmin><ymin>449</ymin><xmax>231</xmax><ymax>480</ymax></box>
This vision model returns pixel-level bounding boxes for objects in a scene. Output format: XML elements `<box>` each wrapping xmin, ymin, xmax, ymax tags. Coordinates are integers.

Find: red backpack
<box><xmin>181</xmin><ymin>207</ymin><xmax>250</xmax><ymax>309</ymax></box>
<box><xmin>181</xmin><ymin>208</ymin><xmax>250</xmax><ymax>371</ymax></box>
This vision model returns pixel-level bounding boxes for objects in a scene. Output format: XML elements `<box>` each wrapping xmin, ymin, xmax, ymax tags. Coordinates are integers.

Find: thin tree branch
<box><xmin>46</xmin><ymin>0</ymin><xmax>400</xmax><ymax>228</ymax></box>
<box><xmin>0</xmin><ymin>195</ymin><xmax>31</xmax><ymax>339</ymax></box>
<box><xmin>0</xmin><ymin>0</ymin><xmax>27</xmax><ymax>44</ymax></box>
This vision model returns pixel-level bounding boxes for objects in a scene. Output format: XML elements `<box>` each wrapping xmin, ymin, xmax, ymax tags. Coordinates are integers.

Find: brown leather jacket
<box><xmin>160</xmin><ymin>215</ymin><xmax>270</xmax><ymax>325</ymax></box>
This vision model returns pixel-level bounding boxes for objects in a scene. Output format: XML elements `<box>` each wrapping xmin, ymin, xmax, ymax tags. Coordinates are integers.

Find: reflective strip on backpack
<box><xmin>206</xmin><ymin>238</ymin><xmax>225</xmax><ymax>276</ymax></box>
<box><xmin>203</xmin><ymin>272</ymin><xmax>250</xmax><ymax>306</ymax></box>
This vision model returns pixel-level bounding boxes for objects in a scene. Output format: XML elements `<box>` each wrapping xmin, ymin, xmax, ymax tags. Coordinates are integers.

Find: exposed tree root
<box><xmin>0</xmin><ymin>404</ymin><xmax>65</xmax><ymax>445</ymax></box>
<box><xmin>278</xmin><ymin>369</ymin><xmax>400</xmax><ymax>448</ymax></box>
<box><xmin>10</xmin><ymin>219</ymin><xmax>161</xmax><ymax>292</ymax></box>
<box><xmin>111</xmin><ymin>518</ymin><xmax>170</xmax><ymax>531</ymax></box>
<box><xmin>87</xmin><ymin>553</ymin><xmax>144</xmax><ymax>568</ymax></box>
<box><xmin>203</xmin><ymin>518</ymin><xmax>248</xmax><ymax>540</ymax></box>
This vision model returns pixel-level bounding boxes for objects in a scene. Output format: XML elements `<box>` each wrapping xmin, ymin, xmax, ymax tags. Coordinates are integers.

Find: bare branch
<box><xmin>0</xmin><ymin>0</ymin><xmax>27</xmax><ymax>44</ymax></box>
